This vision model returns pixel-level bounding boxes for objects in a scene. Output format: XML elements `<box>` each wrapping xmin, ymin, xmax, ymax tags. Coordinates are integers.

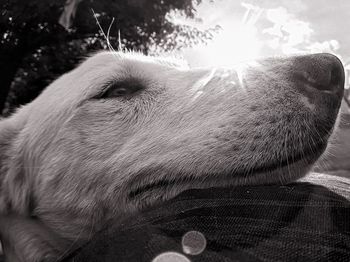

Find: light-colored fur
<box><xmin>0</xmin><ymin>51</ymin><xmax>344</xmax><ymax>261</ymax></box>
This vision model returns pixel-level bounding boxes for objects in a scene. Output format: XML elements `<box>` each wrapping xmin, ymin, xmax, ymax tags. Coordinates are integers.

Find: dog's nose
<box><xmin>294</xmin><ymin>53</ymin><xmax>344</xmax><ymax>97</ymax></box>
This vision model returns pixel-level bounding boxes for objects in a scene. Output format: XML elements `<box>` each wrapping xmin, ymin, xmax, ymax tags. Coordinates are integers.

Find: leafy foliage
<box><xmin>0</xmin><ymin>0</ymin><xmax>217</xmax><ymax>116</ymax></box>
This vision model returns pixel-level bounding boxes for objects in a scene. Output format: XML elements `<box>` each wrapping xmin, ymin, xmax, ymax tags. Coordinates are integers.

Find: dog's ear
<box><xmin>0</xmin><ymin>116</ymin><xmax>28</xmax><ymax>212</ymax></box>
<box><xmin>0</xmin><ymin>117</ymin><xmax>22</xmax><ymax>212</ymax></box>
<box><xmin>0</xmin><ymin>215</ymin><xmax>70</xmax><ymax>262</ymax></box>
<box><xmin>0</xmin><ymin>118</ymin><xmax>70</xmax><ymax>261</ymax></box>
<box><xmin>0</xmin><ymin>118</ymin><xmax>19</xmax><ymax>167</ymax></box>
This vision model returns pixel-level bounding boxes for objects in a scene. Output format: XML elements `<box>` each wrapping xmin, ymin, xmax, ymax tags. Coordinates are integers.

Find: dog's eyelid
<box><xmin>97</xmin><ymin>79</ymin><xmax>144</xmax><ymax>99</ymax></box>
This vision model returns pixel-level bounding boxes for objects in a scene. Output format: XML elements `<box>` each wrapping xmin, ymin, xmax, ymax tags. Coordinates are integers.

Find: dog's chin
<box><xmin>126</xmin><ymin>160</ymin><xmax>315</xmax><ymax>209</ymax></box>
<box><xmin>233</xmin><ymin>160</ymin><xmax>314</xmax><ymax>186</ymax></box>
<box><xmin>125</xmin><ymin>130</ymin><xmax>332</xmax><ymax>210</ymax></box>
<box><xmin>231</xmin><ymin>144</ymin><xmax>327</xmax><ymax>186</ymax></box>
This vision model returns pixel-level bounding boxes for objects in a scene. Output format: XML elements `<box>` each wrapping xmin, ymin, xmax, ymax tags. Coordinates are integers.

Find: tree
<box><xmin>0</xmin><ymin>0</ymin><xmax>203</xmax><ymax>116</ymax></box>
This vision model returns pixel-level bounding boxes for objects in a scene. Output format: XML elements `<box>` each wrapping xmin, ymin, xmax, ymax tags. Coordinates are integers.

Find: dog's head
<box><xmin>0</xmin><ymin>52</ymin><xmax>344</xmax><ymax>216</ymax></box>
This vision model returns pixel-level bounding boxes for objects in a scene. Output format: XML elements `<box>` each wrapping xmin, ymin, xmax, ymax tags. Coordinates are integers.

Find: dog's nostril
<box><xmin>302</xmin><ymin>53</ymin><xmax>345</xmax><ymax>94</ymax></box>
<box><xmin>330</xmin><ymin>66</ymin><xmax>343</xmax><ymax>86</ymax></box>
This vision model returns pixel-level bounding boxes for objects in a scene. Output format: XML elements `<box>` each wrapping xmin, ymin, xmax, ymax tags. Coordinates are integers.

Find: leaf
<box><xmin>59</xmin><ymin>0</ymin><xmax>83</xmax><ymax>30</ymax></box>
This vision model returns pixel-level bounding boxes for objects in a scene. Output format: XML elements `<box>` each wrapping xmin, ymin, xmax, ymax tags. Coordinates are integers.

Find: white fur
<box><xmin>0</xmin><ymin>51</ymin><xmax>343</xmax><ymax>261</ymax></box>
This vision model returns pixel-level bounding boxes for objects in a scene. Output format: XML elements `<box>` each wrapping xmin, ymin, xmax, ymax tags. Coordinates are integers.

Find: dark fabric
<box><xmin>65</xmin><ymin>173</ymin><xmax>350</xmax><ymax>262</ymax></box>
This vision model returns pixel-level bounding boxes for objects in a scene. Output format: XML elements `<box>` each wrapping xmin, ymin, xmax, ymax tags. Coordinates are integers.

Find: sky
<box><xmin>170</xmin><ymin>0</ymin><xmax>350</xmax><ymax>67</ymax></box>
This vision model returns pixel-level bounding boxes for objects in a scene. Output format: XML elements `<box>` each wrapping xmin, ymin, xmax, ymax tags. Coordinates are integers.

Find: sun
<box><xmin>182</xmin><ymin>2</ymin><xmax>264</xmax><ymax>67</ymax></box>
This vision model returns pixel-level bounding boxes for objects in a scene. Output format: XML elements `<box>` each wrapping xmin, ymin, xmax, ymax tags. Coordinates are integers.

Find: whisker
<box><xmin>91</xmin><ymin>8</ymin><xmax>120</xmax><ymax>60</ymax></box>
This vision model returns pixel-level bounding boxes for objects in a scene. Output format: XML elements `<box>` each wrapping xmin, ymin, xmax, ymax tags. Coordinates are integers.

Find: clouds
<box><xmin>178</xmin><ymin>0</ymin><xmax>347</xmax><ymax>66</ymax></box>
<box><xmin>261</xmin><ymin>5</ymin><xmax>340</xmax><ymax>57</ymax></box>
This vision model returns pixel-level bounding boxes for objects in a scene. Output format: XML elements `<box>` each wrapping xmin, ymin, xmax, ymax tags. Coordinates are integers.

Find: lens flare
<box><xmin>152</xmin><ymin>252</ymin><xmax>190</xmax><ymax>262</ymax></box>
<box><xmin>182</xmin><ymin>231</ymin><xmax>207</xmax><ymax>255</ymax></box>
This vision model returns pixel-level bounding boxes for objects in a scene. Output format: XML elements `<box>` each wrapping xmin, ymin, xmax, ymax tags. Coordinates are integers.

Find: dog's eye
<box><xmin>99</xmin><ymin>80</ymin><xmax>143</xmax><ymax>99</ymax></box>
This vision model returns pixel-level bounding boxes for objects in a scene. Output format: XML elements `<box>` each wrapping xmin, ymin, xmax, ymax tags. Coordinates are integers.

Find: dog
<box><xmin>0</xmin><ymin>51</ymin><xmax>344</xmax><ymax>261</ymax></box>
